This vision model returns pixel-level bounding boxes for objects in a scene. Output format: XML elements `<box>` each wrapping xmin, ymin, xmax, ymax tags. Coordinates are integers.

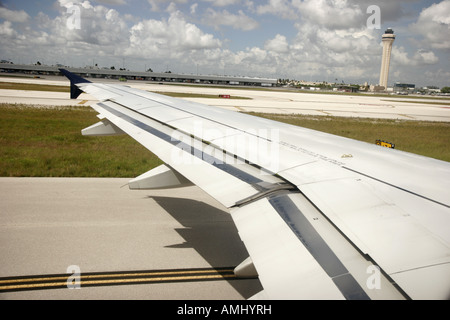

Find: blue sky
<box><xmin>0</xmin><ymin>0</ymin><xmax>449</xmax><ymax>87</ymax></box>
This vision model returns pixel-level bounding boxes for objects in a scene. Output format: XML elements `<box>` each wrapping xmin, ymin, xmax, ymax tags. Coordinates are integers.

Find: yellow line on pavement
<box><xmin>0</xmin><ymin>267</ymin><xmax>237</xmax><ymax>292</ymax></box>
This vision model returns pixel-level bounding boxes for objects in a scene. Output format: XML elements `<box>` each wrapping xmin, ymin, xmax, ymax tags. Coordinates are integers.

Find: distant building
<box><xmin>422</xmin><ymin>86</ymin><xmax>441</xmax><ymax>94</ymax></box>
<box><xmin>379</xmin><ymin>28</ymin><xmax>395</xmax><ymax>90</ymax></box>
<box><xmin>393</xmin><ymin>83</ymin><xmax>415</xmax><ymax>93</ymax></box>
<box><xmin>334</xmin><ymin>85</ymin><xmax>359</xmax><ymax>93</ymax></box>
<box><xmin>0</xmin><ymin>63</ymin><xmax>277</xmax><ymax>87</ymax></box>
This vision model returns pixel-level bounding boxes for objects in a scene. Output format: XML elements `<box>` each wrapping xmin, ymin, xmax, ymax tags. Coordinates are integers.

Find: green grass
<box><xmin>0</xmin><ymin>104</ymin><xmax>162</xmax><ymax>177</ymax></box>
<box><xmin>0</xmin><ymin>104</ymin><xmax>448</xmax><ymax>178</ymax></box>
<box><xmin>0</xmin><ymin>82</ymin><xmax>70</xmax><ymax>92</ymax></box>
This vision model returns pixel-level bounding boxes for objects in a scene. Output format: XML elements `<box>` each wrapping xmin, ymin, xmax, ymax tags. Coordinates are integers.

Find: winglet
<box><xmin>59</xmin><ymin>69</ymin><xmax>91</xmax><ymax>99</ymax></box>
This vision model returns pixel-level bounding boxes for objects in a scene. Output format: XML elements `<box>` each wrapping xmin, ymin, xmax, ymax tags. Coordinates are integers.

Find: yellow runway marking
<box><xmin>0</xmin><ymin>267</ymin><xmax>238</xmax><ymax>292</ymax></box>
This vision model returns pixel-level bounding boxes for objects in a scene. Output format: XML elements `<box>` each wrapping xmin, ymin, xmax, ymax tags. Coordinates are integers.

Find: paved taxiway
<box><xmin>0</xmin><ymin>75</ymin><xmax>449</xmax><ymax>299</ymax></box>
<box><xmin>0</xmin><ymin>178</ymin><xmax>262</xmax><ymax>299</ymax></box>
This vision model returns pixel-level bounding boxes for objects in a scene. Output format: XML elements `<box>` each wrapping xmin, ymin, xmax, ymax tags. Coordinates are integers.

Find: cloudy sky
<box><xmin>0</xmin><ymin>0</ymin><xmax>449</xmax><ymax>87</ymax></box>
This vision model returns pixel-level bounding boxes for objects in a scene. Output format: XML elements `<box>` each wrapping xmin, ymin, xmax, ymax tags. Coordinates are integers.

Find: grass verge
<box><xmin>0</xmin><ymin>104</ymin><xmax>448</xmax><ymax>178</ymax></box>
<box><xmin>0</xmin><ymin>104</ymin><xmax>162</xmax><ymax>177</ymax></box>
<box><xmin>0</xmin><ymin>82</ymin><xmax>70</xmax><ymax>92</ymax></box>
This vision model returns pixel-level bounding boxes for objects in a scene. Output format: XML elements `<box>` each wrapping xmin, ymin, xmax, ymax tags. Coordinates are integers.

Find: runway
<box><xmin>0</xmin><ymin>178</ymin><xmax>262</xmax><ymax>299</ymax></box>
<box><xmin>1</xmin><ymin>75</ymin><xmax>449</xmax><ymax>121</ymax></box>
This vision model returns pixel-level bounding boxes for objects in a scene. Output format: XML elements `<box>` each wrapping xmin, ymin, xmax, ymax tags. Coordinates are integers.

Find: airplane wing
<box><xmin>60</xmin><ymin>69</ymin><xmax>450</xmax><ymax>300</ymax></box>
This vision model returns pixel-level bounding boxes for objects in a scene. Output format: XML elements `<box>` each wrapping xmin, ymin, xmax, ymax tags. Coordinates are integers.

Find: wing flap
<box><xmin>229</xmin><ymin>190</ymin><xmax>396</xmax><ymax>299</ymax></box>
<box><xmin>231</xmin><ymin>196</ymin><xmax>347</xmax><ymax>300</ymax></box>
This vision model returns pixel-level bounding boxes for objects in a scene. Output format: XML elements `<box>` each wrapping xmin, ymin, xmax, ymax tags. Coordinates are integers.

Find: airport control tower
<box><xmin>379</xmin><ymin>28</ymin><xmax>395</xmax><ymax>89</ymax></box>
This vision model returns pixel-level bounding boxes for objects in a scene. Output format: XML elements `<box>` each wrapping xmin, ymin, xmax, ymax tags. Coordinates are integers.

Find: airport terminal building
<box><xmin>0</xmin><ymin>63</ymin><xmax>278</xmax><ymax>87</ymax></box>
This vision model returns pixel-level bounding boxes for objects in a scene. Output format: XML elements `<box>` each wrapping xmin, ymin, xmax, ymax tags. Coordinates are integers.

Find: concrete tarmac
<box><xmin>0</xmin><ymin>178</ymin><xmax>262</xmax><ymax>299</ymax></box>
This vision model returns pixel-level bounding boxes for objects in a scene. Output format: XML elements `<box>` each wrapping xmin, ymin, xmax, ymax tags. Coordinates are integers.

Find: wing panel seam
<box><xmin>343</xmin><ymin>166</ymin><xmax>449</xmax><ymax>208</ymax></box>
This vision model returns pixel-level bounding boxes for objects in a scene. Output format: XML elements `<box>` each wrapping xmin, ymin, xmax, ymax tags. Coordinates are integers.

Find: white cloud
<box><xmin>290</xmin><ymin>21</ymin><xmax>378</xmax><ymax>63</ymax></box>
<box><xmin>413</xmin><ymin>50</ymin><xmax>439</xmax><ymax>65</ymax></box>
<box><xmin>70</xmin><ymin>6</ymin><xmax>128</xmax><ymax>46</ymax></box>
<box><xmin>0</xmin><ymin>1</ymin><xmax>224</xmax><ymax>68</ymax></box>
<box><xmin>250</xmin><ymin>0</ymin><xmax>381</xmax><ymax>81</ymax></box>
<box><xmin>392</xmin><ymin>46</ymin><xmax>439</xmax><ymax>66</ymax></box>
<box><xmin>391</xmin><ymin>46</ymin><xmax>410</xmax><ymax>66</ymax></box>
<box><xmin>256</xmin><ymin>0</ymin><xmax>298</xmax><ymax>19</ymax></box>
<box><xmin>411</xmin><ymin>0</ymin><xmax>450</xmax><ymax>50</ymax></box>
<box><xmin>0</xmin><ymin>1</ymin><xmax>130</xmax><ymax>65</ymax></box>
<box><xmin>0</xmin><ymin>0</ymin><xmax>385</xmax><ymax>82</ymax></box>
<box><xmin>264</xmin><ymin>34</ymin><xmax>289</xmax><ymax>53</ymax></box>
<box><xmin>202</xmin><ymin>8</ymin><xmax>259</xmax><ymax>31</ymax></box>
<box><xmin>292</xmin><ymin>0</ymin><xmax>364</xmax><ymax>30</ymax></box>
<box><xmin>124</xmin><ymin>11</ymin><xmax>222</xmax><ymax>60</ymax></box>
<box><xmin>0</xmin><ymin>21</ymin><xmax>17</xmax><ymax>37</ymax></box>
<box><xmin>147</xmin><ymin>0</ymin><xmax>188</xmax><ymax>12</ymax></box>
<box><xmin>0</xmin><ymin>7</ymin><xmax>30</xmax><ymax>23</ymax></box>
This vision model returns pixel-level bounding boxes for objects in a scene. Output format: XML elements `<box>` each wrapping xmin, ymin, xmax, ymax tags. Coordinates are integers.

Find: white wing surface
<box><xmin>61</xmin><ymin>69</ymin><xmax>450</xmax><ymax>300</ymax></box>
